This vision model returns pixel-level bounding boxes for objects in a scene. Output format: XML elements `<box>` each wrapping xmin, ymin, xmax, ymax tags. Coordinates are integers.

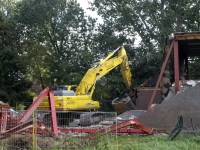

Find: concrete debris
<box><xmin>186</xmin><ymin>80</ymin><xmax>197</xmax><ymax>87</ymax></box>
<box><xmin>116</xmin><ymin>117</ymin><xmax>123</xmax><ymax>120</ymax></box>
<box><xmin>118</xmin><ymin>110</ymin><xmax>146</xmax><ymax>120</ymax></box>
<box><xmin>10</xmin><ymin>111</ymin><xmax>24</xmax><ymax>120</ymax></box>
<box><xmin>9</xmin><ymin>108</ymin><xmax>16</xmax><ymax>112</ymax></box>
<box><xmin>99</xmin><ymin>121</ymin><xmax>114</xmax><ymax>125</ymax></box>
<box><xmin>137</xmin><ymin>82</ymin><xmax>200</xmax><ymax>131</ymax></box>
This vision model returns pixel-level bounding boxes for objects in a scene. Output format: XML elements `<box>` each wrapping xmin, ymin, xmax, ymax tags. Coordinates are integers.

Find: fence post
<box><xmin>115</xmin><ymin>112</ymin><xmax>118</xmax><ymax>150</ymax></box>
<box><xmin>32</xmin><ymin>110</ymin><xmax>37</xmax><ymax>149</ymax></box>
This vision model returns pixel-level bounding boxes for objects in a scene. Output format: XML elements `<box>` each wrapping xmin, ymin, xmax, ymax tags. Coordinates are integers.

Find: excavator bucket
<box><xmin>112</xmin><ymin>96</ymin><xmax>136</xmax><ymax>114</ymax></box>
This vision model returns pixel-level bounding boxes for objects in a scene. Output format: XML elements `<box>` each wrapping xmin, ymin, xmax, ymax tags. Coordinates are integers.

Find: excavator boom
<box><xmin>75</xmin><ymin>46</ymin><xmax>132</xmax><ymax>96</ymax></box>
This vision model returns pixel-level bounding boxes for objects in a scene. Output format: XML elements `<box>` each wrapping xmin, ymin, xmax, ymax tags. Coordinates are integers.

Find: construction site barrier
<box><xmin>0</xmin><ymin>110</ymin><xmax>118</xmax><ymax>149</ymax></box>
<box><xmin>0</xmin><ymin>109</ymin><xmax>153</xmax><ymax>149</ymax></box>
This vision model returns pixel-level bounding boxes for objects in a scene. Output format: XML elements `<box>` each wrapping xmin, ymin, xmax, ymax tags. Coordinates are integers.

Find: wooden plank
<box><xmin>175</xmin><ymin>34</ymin><xmax>200</xmax><ymax>40</ymax></box>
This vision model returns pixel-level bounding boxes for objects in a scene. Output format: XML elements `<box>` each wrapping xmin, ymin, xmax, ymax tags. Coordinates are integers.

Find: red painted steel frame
<box><xmin>18</xmin><ymin>87</ymin><xmax>50</xmax><ymax>123</ymax></box>
<box><xmin>148</xmin><ymin>40</ymin><xmax>181</xmax><ymax>109</ymax></box>
<box><xmin>0</xmin><ymin>108</ymin><xmax>8</xmax><ymax>133</ymax></box>
<box><xmin>18</xmin><ymin>87</ymin><xmax>58</xmax><ymax>136</ymax></box>
<box><xmin>174</xmin><ymin>40</ymin><xmax>180</xmax><ymax>93</ymax></box>
<box><xmin>84</xmin><ymin>119</ymin><xmax>153</xmax><ymax>140</ymax></box>
<box><xmin>48</xmin><ymin>89</ymin><xmax>58</xmax><ymax>136</ymax></box>
<box><xmin>148</xmin><ymin>40</ymin><xmax>175</xmax><ymax>110</ymax></box>
<box><xmin>0</xmin><ymin>120</ymin><xmax>55</xmax><ymax>140</ymax></box>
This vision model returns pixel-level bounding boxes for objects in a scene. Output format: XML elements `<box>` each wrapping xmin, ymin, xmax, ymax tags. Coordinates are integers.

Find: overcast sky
<box><xmin>77</xmin><ymin>0</ymin><xmax>103</xmax><ymax>23</ymax></box>
<box><xmin>76</xmin><ymin>0</ymin><xmax>141</xmax><ymax>45</ymax></box>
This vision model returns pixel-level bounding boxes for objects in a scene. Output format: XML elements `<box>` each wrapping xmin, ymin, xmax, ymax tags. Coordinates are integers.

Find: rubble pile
<box><xmin>137</xmin><ymin>82</ymin><xmax>200</xmax><ymax>131</ymax></box>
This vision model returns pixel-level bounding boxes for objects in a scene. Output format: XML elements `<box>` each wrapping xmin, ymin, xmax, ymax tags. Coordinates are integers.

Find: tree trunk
<box><xmin>176</xmin><ymin>0</ymin><xmax>182</xmax><ymax>32</ymax></box>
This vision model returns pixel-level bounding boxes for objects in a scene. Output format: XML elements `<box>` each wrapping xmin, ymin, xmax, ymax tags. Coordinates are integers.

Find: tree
<box><xmin>90</xmin><ymin>0</ymin><xmax>200</xmax><ymax>53</ymax></box>
<box><xmin>89</xmin><ymin>0</ymin><xmax>200</xmax><ymax>78</ymax></box>
<box><xmin>5</xmin><ymin>0</ymin><xmax>199</xmax><ymax>103</ymax></box>
<box><xmin>14</xmin><ymin>0</ymin><xmax>98</xmax><ymax>88</ymax></box>
<box><xmin>0</xmin><ymin>11</ymin><xmax>32</xmax><ymax>105</ymax></box>
<box><xmin>0</xmin><ymin>0</ymin><xmax>16</xmax><ymax>17</ymax></box>
<box><xmin>20</xmin><ymin>40</ymin><xmax>49</xmax><ymax>92</ymax></box>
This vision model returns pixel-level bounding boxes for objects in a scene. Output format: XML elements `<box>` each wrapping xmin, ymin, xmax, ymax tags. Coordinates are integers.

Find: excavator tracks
<box><xmin>41</xmin><ymin>111</ymin><xmax>109</xmax><ymax>127</ymax></box>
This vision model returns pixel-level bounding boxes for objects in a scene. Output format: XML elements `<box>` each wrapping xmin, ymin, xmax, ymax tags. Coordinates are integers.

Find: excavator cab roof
<box><xmin>49</xmin><ymin>85</ymin><xmax>68</xmax><ymax>90</ymax></box>
<box><xmin>48</xmin><ymin>85</ymin><xmax>75</xmax><ymax>96</ymax></box>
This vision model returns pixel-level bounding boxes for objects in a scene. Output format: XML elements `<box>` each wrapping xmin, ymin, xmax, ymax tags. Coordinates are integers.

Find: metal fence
<box><xmin>0</xmin><ymin>110</ymin><xmax>118</xmax><ymax>150</ymax></box>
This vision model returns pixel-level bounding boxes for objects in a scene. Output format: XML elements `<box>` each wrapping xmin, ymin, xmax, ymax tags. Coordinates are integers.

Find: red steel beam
<box><xmin>84</xmin><ymin>119</ymin><xmax>153</xmax><ymax>140</ymax></box>
<box><xmin>0</xmin><ymin>108</ymin><xmax>8</xmax><ymax>133</ymax></box>
<box><xmin>0</xmin><ymin>120</ymin><xmax>55</xmax><ymax>140</ymax></box>
<box><xmin>17</xmin><ymin>87</ymin><xmax>58</xmax><ymax>136</ymax></box>
<box><xmin>48</xmin><ymin>89</ymin><xmax>58</xmax><ymax>136</ymax></box>
<box><xmin>174</xmin><ymin>40</ymin><xmax>180</xmax><ymax>94</ymax></box>
<box><xmin>185</xmin><ymin>56</ymin><xmax>189</xmax><ymax>80</ymax></box>
<box><xmin>105</xmin><ymin>119</ymin><xmax>153</xmax><ymax>134</ymax></box>
<box><xmin>0</xmin><ymin>120</ymin><xmax>33</xmax><ymax>140</ymax></box>
<box><xmin>36</xmin><ymin>120</ymin><xmax>56</xmax><ymax>136</ymax></box>
<box><xmin>148</xmin><ymin>40</ymin><xmax>175</xmax><ymax>110</ymax></box>
<box><xmin>18</xmin><ymin>87</ymin><xmax>50</xmax><ymax>123</ymax></box>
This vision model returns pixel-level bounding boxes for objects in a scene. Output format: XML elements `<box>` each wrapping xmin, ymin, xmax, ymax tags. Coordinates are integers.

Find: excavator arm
<box><xmin>75</xmin><ymin>46</ymin><xmax>132</xmax><ymax>96</ymax></box>
<box><xmin>36</xmin><ymin>46</ymin><xmax>135</xmax><ymax>126</ymax></box>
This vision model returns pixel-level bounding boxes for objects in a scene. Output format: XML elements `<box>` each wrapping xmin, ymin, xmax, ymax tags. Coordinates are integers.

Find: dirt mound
<box><xmin>137</xmin><ymin>83</ymin><xmax>200</xmax><ymax>131</ymax></box>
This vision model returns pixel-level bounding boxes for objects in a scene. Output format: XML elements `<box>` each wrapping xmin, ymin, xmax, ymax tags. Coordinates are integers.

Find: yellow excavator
<box><xmin>36</xmin><ymin>46</ymin><xmax>135</xmax><ymax>126</ymax></box>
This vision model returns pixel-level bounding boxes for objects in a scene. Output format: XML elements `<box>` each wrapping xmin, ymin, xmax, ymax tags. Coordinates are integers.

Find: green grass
<box><xmin>2</xmin><ymin>133</ymin><xmax>200</xmax><ymax>150</ymax></box>
<box><xmin>83</xmin><ymin>133</ymin><xmax>200</xmax><ymax>150</ymax></box>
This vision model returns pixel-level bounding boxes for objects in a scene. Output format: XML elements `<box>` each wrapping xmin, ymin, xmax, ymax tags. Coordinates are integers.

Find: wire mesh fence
<box><xmin>0</xmin><ymin>110</ymin><xmax>118</xmax><ymax>150</ymax></box>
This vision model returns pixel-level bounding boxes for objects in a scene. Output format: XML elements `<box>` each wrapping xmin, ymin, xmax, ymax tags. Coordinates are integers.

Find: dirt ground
<box><xmin>137</xmin><ymin>82</ymin><xmax>200</xmax><ymax>131</ymax></box>
<box><xmin>5</xmin><ymin>134</ymin><xmax>57</xmax><ymax>149</ymax></box>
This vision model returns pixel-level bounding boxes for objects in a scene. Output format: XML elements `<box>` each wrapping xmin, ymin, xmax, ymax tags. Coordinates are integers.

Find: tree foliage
<box><xmin>90</xmin><ymin>0</ymin><xmax>200</xmax><ymax>49</ymax></box>
<box><xmin>1</xmin><ymin>0</ymin><xmax>200</xmax><ymax>106</ymax></box>
<box><xmin>14</xmin><ymin>0</ymin><xmax>98</xmax><ymax>89</ymax></box>
<box><xmin>89</xmin><ymin>0</ymin><xmax>200</xmax><ymax>86</ymax></box>
<box><xmin>0</xmin><ymin>11</ymin><xmax>31</xmax><ymax>105</ymax></box>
